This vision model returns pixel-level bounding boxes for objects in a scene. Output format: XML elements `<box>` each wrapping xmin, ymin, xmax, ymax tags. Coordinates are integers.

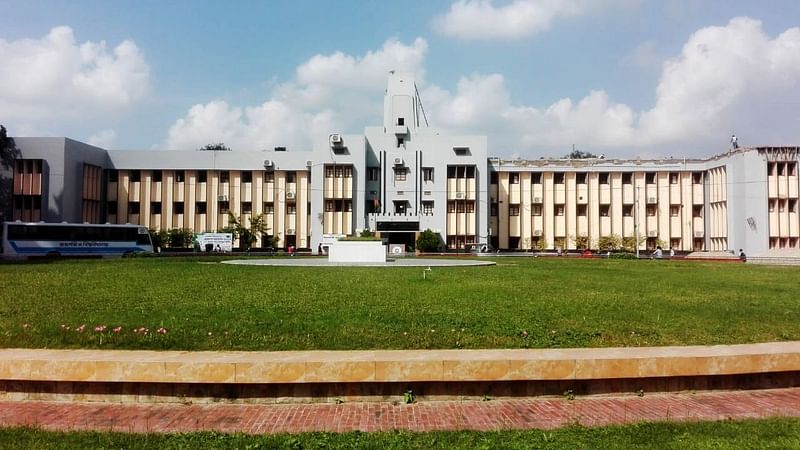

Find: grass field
<box><xmin>1</xmin><ymin>256</ymin><xmax>799</xmax><ymax>351</ymax></box>
<box><xmin>2</xmin><ymin>418</ymin><xmax>800</xmax><ymax>449</ymax></box>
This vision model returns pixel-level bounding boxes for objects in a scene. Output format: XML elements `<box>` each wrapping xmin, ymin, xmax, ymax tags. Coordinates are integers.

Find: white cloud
<box><xmin>0</xmin><ymin>26</ymin><xmax>150</xmax><ymax>121</ymax></box>
<box><xmin>166</xmin><ymin>17</ymin><xmax>800</xmax><ymax>158</ymax></box>
<box><xmin>165</xmin><ymin>38</ymin><xmax>428</xmax><ymax>150</ymax></box>
<box><xmin>87</xmin><ymin>129</ymin><xmax>118</xmax><ymax>148</ymax></box>
<box><xmin>432</xmin><ymin>0</ymin><xmax>610</xmax><ymax>41</ymax></box>
<box><xmin>425</xmin><ymin>17</ymin><xmax>800</xmax><ymax>157</ymax></box>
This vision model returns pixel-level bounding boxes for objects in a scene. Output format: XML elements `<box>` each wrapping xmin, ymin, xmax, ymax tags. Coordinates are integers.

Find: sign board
<box><xmin>196</xmin><ymin>233</ymin><xmax>233</xmax><ymax>252</ymax></box>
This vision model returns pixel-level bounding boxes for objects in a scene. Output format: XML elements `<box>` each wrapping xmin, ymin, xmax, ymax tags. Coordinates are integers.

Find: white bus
<box><xmin>1</xmin><ymin>222</ymin><xmax>154</xmax><ymax>258</ymax></box>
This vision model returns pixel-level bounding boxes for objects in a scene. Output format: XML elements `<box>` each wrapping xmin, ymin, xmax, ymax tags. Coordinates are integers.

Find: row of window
<box><xmin>495</xmin><ymin>203</ymin><xmax>703</xmax><ymax>218</ymax></box>
<box><xmin>768</xmin><ymin>198</ymin><xmax>799</xmax><ymax>213</ymax></box>
<box><xmin>767</xmin><ymin>162</ymin><xmax>798</xmax><ymax>177</ymax></box>
<box><xmin>368</xmin><ymin>167</ymin><xmax>436</xmax><ymax>182</ymax></box>
<box><xmin>325</xmin><ymin>165</ymin><xmax>353</xmax><ymax>178</ymax></box>
<box><xmin>112</xmin><ymin>201</ymin><xmax>303</xmax><ymax>215</ymax></box>
<box><xmin>495</xmin><ymin>171</ymin><xmax>704</xmax><ymax>185</ymax></box>
<box><xmin>109</xmin><ymin>170</ymin><xmax>297</xmax><ymax>184</ymax></box>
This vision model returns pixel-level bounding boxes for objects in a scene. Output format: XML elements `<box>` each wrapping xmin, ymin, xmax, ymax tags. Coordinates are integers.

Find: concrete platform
<box><xmin>221</xmin><ymin>258</ymin><xmax>496</xmax><ymax>267</ymax></box>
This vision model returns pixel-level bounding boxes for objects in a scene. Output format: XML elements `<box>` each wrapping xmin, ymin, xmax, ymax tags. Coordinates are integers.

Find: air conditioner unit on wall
<box><xmin>286</xmin><ymin>192</ymin><xmax>296</xmax><ymax>200</ymax></box>
<box><xmin>305</xmin><ymin>160</ymin><xmax>313</xmax><ymax>167</ymax></box>
<box><xmin>393</xmin><ymin>157</ymin><xmax>403</xmax><ymax>166</ymax></box>
<box><xmin>533</xmin><ymin>229</ymin><xmax>542</xmax><ymax>236</ymax></box>
<box><xmin>533</xmin><ymin>197</ymin><xmax>542</xmax><ymax>203</ymax></box>
<box><xmin>648</xmin><ymin>231</ymin><xmax>658</xmax><ymax>237</ymax></box>
<box><xmin>455</xmin><ymin>192</ymin><xmax>465</xmax><ymax>199</ymax></box>
<box><xmin>287</xmin><ymin>229</ymin><xmax>295</xmax><ymax>235</ymax></box>
<box><xmin>694</xmin><ymin>231</ymin><xmax>704</xmax><ymax>238</ymax></box>
<box><xmin>648</xmin><ymin>197</ymin><xmax>657</xmax><ymax>204</ymax></box>
<box><xmin>330</xmin><ymin>134</ymin><xmax>343</xmax><ymax>145</ymax></box>
<box><xmin>263</xmin><ymin>159</ymin><xmax>273</xmax><ymax>167</ymax></box>
<box><xmin>217</xmin><ymin>195</ymin><xmax>228</xmax><ymax>202</ymax></box>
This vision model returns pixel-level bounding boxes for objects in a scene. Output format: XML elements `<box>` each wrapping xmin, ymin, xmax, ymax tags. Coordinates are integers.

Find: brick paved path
<box><xmin>2</xmin><ymin>389</ymin><xmax>799</xmax><ymax>434</ymax></box>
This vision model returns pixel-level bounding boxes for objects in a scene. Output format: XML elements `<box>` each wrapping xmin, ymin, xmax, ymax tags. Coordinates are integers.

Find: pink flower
<box><xmin>521</xmin><ymin>330</ymin><xmax>529</xmax><ymax>338</ymax></box>
<box><xmin>112</xmin><ymin>326</ymin><xmax>122</xmax><ymax>333</ymax></box>
<box><xmin>94</xmin><ymin>325</ymin><xmax>107</xmax><ymax>332</ymax></box>
<box><xmin>76</xmin><ymin>324</ymin><xmax>86</xmax><ymax>333</ymax></box>
<box><xmin>157</xmin><ymin>327</ymin><xmax>167</xmax><ymax>335</ymax></box>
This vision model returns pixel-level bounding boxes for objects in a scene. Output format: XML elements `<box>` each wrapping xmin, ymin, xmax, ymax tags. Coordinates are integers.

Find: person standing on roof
<box><xmin>731</xmin><ymin>134</ymin><xmax>739</xmax><ymax>149</ymax></box>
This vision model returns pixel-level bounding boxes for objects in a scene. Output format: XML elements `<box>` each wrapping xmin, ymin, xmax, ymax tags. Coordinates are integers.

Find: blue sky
<box><xmin>2</xmin><ymin>0</ymin><xmax>799</xmax><ymax>158</ymax></box>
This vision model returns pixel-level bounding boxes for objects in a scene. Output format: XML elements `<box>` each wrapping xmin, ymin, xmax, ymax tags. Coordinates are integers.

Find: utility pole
<box><xmin>634</xmin><ymin>184</ymin><xmax>640</xmax><ymax>259</ymax></box>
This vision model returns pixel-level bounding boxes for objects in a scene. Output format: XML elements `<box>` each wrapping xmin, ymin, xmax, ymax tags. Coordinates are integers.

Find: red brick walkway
<box><xmin>2</xmin><ymin>389</ymin><xmax>800</xmax><ymax>434</ymax></box>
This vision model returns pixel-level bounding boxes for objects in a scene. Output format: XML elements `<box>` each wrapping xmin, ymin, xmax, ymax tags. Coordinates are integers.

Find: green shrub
<box><xmin>416</xmin><ymin>229</ymin><xmax>441</xmax><ymax>252</ymax></box>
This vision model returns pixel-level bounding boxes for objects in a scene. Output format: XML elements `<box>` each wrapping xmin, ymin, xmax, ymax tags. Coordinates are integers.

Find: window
<box><xmin>532</xmin><ymin>173</ymin><xmax>542</xmax><ymax>184</ymax></box>
<box><xmin>343</xmin><ymin>166</ymin><xmax>353</xmax><ymax>178</ymax></box>
<box><xmin>622</xmin><ymin>172</ymin><xmax>632</xmax><ymax>184</ymax></box>
<box><xmin>670</xmin><ymin>172</ymin><xmax>679</xmax><ymax>184</ymax></box>
<box><xmin>490</xmin><ymin>202</ymin><xmax>498</xmax><ymax>216</ymax></box>
<box><xmin>220</xmin><ymin>171</ymin><xmax>230</xmax><ymax>183</ymax></box>
<box><xmin>490</xmin><ymin>172</ymin><xmax>499</xmax><ymax>184</ymax></box>
<box><xmin>576</xmin><ymin>173</ymin><xmax>587</xmax><ymax>184</ymax></box>
<box><xmin>447</xmin><ymin>201</ymin><xmax>456</xmax><ymax>213</ymax></box>
<box><xmin>599</xmin><ymin>172</ymin><xmax>609</xmax><ymax>184</ymax></box>
<box><xmin>577</xmin><ymin>205</ymin><xmax>587</xmax><ymax>216</ymax></box>
<box><xmin>325</xmin><ymin>166</ymin><xmax>334</xmax><ymax>178</ymax></box>
<box><xmin>692</xmin><ymin>172</ymin><xmax>703</xmax><ymax>184</ymax></box>
<box><xmin>175</xmin><ymin>170</ymin><xmax>185</xmax><ymax>183</ymax></box>
<box><xmin>128</xmin><ymin>202</ymin><xmax>140</xmax><ymax>214</ymax></box>
<box><xmin>779</xmin><ymin>163</ymin><xmax>787</xmax><ymax>176</ymax></box>
<box><xmin>174</xmin><ymin>201</ymin><xmax>184</xmax><ymax>215</ymax></box>
<box><xmin>130</xmin><ymin>170</ymin><xmax>141</xmax><ymax>182</ymax></box>
<box><xmin>394</xmin><ymin>201</ymin><xmax>407</xmax><ymax>214</ymax></box>
<box><xmin>151</xmin><ymin>202</ymin><xmax>162</xmax><ymax>215</ymax></box>
<box><xmin>670</xmin><ymin>205</ymin><xmax>680</xmax><ymax>216</ymax></box>
<box><xmin>466</xmin><ymin>166</ymin><xmax>475</xmax><ymax>178</ymax></box>
<box><xmin>509</xmin><ymin>173</ymin><xmax>520</xmax><ymax>184</ymax></box>
<box><xmin>553</xmin><ymin>172</ymin><xmax>564</xmax><ymax>184</ymax></box>
<box><xmin>241</xmin><ymin>201</ymin><xmax>252</xmax><ymax>213</ymax></box>
<box><xmin>790</xmin><ymin>199</ymin><xmax>798</xmax><ymax>213</ymax></box>
<box><xmin>264</xmin><ymin>171</ymin><xmax>274</xmax><ymax>183</ymax></box>
<box><xmin>456</xmin><ymin>202</ymin><xmax>466</xmax><ymax>213</ymax></box>
<box><xmin>555</xmin><ymin>204</ymin><xmax>565</xmax><ymax>216</ymax></box>
<box><xmin>789</xmin><ymin>162</ymin><xmax>797</xmax><ymax>177</ymax></box>
<box><xmin>647</xmin><ymin>205</ymin><xmax>657</xmax><ymax>216</ymax></box>
<box><xmin>394</xmin><ymin>167</ymin><xmax>407</xmax><ymax>181</ymax></box>
<box><xmin>509</xmin><ymin>204</ymin><xmax>520</xmax><ymax>216</ymax></box>
<box><xmin>423</xmin><ymin>167</ymin><xmax>434</xmax><ymax>182</ymax></box>
<box><xmin>197</xmin><ymin>170</ymin><xmax>207</xmax><ymax>183</ymax></box>
<box><xmin>422</xmin><ymin>201</ymin><xmax>433</xmax><ymax>214</ymax></box>
<box><xmin>466</xmin><ymin>201</ymin><xmax>475</xmax><ymax>213</ymax></box>
<box><xmin>264</xmin><ymin>202</ymin><xmax>274</xmax><ymax>214</ymax></box>
<box><xmin>623</xmin><ymin>205</ymin><xmax>633</xmax><ymax>217</ymax></box>
<box><xmin>693</xmin><ymin>205</ymin><xmax>703</xmax><ymax>218</ymax></box>
<box><xmin>778</xmin><ymin>199</ymin><xmax>786</xmax><ymax>213</ymax></box>
<box><xmin>219</xmin><ymin>201</ymin><xmax>229</xmax><ymax>213</ymax></box>
<box><xmin>286</xmin><ymin>171</ymin><xmax>296</xmax><ymax>183</ymax></box>
<box><xmin>368</xmin><ymin>167</ymin><xmax>380</xmax><ymax>181</ymax></box>
<box><xmin>646</xmin><ymin>172</ymin><xmax>656</xmax><ymax>184</ymax></box>
<box><xmin>600</xmin><ymin>205</ymin><xmax>610</xmax><ymax>217</ymax></box>
<box><xmin>532</xmin><ymin>204</ymin><xmax>542</xmax><ymax>216</ymax></box>
<box><xmin>335</xmin><ymin>166</ymin><xmax>343</xmax><ymax>178</ymax></box>
<box><xmin>287</xmin><ymin>204</ymin><xmax>297</xmax><ymax>215</ymax></box>
<box><xmin>107</xmin><ymin>170</ymin><xmax>118</xmax><ymax>182</ymax></box>
<box><xmin>196</xmin><ymin>202</ymin><xmax>207</xmax><ymax>214</ymax></box>
<box><xmin>107</xmin><ymin>201</ymin><xmax>117</xmax><ymax>214</ymax></box>
<box><xmin>397</xmin><ymin>117</ymin><xmax>404</xmax><ymax>126</ymax></box>
<box><xmin>242</xmin><ymin>171</ymin><xmax>252</xmax><ymax>183</ymax></box>
<box><xmin>397</xmin><ymin>137</ymin><xmax>404</xmax><ymax>147</ymax></box>
<box><xmin>453</xmin><ymin>147</ymin><xmax>470</xmax><ymax>155</ymax></box>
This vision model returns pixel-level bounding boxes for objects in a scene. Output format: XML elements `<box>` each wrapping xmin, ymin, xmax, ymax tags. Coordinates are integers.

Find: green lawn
<box><xmin>2</xmin><ymin>418</ymin><xmax>800</xmax><ymax>449</ymax></box>
<box><xmin>1</xmin><ymin>257</ymin><xmax>799</xmax><ymax>351</ymax></box>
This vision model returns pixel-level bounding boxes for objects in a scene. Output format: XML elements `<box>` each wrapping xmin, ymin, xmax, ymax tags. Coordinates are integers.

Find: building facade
<box><xmin>4</xmin><ymin>74</ymin><xmax>799</xmax><ymax>254</ymax></box>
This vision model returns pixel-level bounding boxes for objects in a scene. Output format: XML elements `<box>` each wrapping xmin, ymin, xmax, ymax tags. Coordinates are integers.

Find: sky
<box><xmin>1</xmin><ymin>0</ymin><xmax>799</xmax><ymax>159</ymax></box>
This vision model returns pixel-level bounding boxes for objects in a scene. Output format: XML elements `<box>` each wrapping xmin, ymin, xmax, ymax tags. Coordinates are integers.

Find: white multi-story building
<box><xmin>4</xmin><ymin>73</ymin><xmax>799</xmax><ymax>254</ymax></box>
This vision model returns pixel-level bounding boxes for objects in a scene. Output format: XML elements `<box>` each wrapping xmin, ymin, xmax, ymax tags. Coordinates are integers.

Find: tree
<box><xmin>573</xmin><ymin>234</ymin><xmax>591</xmax><ymax>250</ymax></box>
<box><xmin>416</xmin><ymin>229</ymin><xmax>441</xmax><ymax>253</ymax></box>
<box><xmin>564</xmin><ymin>149</ymin><xmax>597</xmax><ymax>159</ymax></box>
<box><xmin>621</xmin><ymin>234</ymin><xmax>645</xmax><ymax>252</ymax></box>
<box><xmin>1</xmin><ymin>125</ymin><xmax>20</xmax><ymax>223</ymax></box>
<box><xmin>199</xmin><ymin>143</ymin><xmax>231</xmax><ymax>151</ymax></box>
<box><xmin>597</xmin><ymin>234</ymin><xmax>622</xmax><ymax>251</ymax></box>
<box><xmin>224</xmin><ymin>212</ymin><xmax>270</xmax><ymax>251</ymax></box>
